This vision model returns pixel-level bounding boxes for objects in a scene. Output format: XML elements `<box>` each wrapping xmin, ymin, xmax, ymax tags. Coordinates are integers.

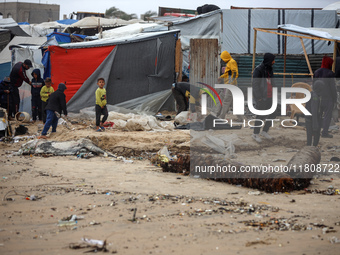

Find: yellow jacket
<box><xmin>95</xmin><ymin>87</ymin><xmax>107</xmax><ymax>107</ymax></box>
<box><xmin>40</xmin><ymin>85</ymin><xmax>54</xmax><ymax>102</ymax></box>
<box><xmin>220</xmin><ymin>51</ymin><xmax>238</xmax><ymax>85</ymax></box>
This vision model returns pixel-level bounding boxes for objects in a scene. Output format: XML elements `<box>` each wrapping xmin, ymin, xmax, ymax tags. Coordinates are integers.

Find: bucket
<box><xmin>15</xmin><ymin>112</ymin><xmax>31</xmax><ymax>123</ymax></box>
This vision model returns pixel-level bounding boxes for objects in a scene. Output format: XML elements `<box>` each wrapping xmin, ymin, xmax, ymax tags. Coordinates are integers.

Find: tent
<box><xmin>0</xmin><ymin>18</ymin><xmax>30</xmax><ymax>37</ymax></box>
<box><xmin>0</xmin><ymin>36</ymin><xmax>47</xmax><ymax>81</ymax></box>
<box><xmin>63</xmin><ymin>17</ymin><xmax>142</xmax><ymax>36</ymax></box>
<box><xmin>45</xmin><ymin>30</ymin><xmax>179</xmax><ymax>112</ymax></box>
<box><xmin>168</xmin><ymin>9</ymin><xmax>338</xmax><ymax>54</ymax></box>
<box><xmin>19</xmin><ymin>21</ymin><xmax>68</xmax><ymax>37</ymax></box>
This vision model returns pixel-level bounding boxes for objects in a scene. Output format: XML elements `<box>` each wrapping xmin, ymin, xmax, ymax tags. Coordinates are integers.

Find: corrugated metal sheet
<box><xmin>190</xmin><ymin>39</ymin><xmax>219</xmax><ymax>87</ymax></box>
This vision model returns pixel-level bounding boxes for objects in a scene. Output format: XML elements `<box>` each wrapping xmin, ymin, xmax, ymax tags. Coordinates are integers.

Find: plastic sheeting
<box><xmin>98</xmin><ymin>23</ymin><xmax>165</xmax><ymax>39</ymax></box>
<box><xmin>170</xmin><ymin>10</ymin><xmax>222</xmax><ymax>50</ymax></box>
<box><xmin>46</xmin><ymin>32</ymin><xmax>88</xmax><ymax>44</ymax></box>
<box><xmin>222</xmin><ymin>9</ymin><xmax>337</xmax><ymax>54</ymax></box>
<box><xmin>49</xmin><ymin>45</ymin><xmax>116</xmax><ymax>102</ymax></box>
<box><xmin>20</xmin><ymin>21</ymin><xmax>68</xmax><ymax>37</ymax></box>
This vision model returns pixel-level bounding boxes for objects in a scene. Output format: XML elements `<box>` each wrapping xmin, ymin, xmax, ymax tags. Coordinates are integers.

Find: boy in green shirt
<box><xmin>95</xmin><ymin>77</ymin><xmax>108</xmax><ymax>132</ymax></box>
<box><xmin>40</xmin><ymin>77</ymin><xmax>54</xmax><ymax>123</ymax></box>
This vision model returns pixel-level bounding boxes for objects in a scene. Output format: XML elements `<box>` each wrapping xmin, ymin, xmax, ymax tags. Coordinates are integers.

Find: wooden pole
<box><xmin>284</xmin><ymin>34</ymin><xmax>287</xmax><ymax>87</ymax></box>
<box><xmin>252</xmin><ymin>29</ymin><xmax>257</xmax><ymax>75</ymax></box>
<box><xmin>332</xmin><ymin>41</ymin><xmax>337</xmax><ymax>72</ymax></box>
<box><xmin>300</xmin><ymin>38</ymin><xmax>313</xmax><ymax>77</ymax></box>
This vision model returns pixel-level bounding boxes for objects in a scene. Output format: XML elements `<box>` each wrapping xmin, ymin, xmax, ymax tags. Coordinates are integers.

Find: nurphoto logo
<box><xmin>200</xmin><ymin>84</ymin><xmax>312</xmax><ymax>128</ymax></box>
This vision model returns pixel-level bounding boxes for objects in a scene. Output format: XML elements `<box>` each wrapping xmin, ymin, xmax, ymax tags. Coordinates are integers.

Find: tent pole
<box><xmin>299</xmin><ymin>38</ymin><xmax>313</xmax><ymax>77</ymax></box>
<box><xmin>252</xmin><ymin>29</ymin><xmax>257</xmax><ymax>75</ymax></box>
<box><xmin>332</xmin><ymin>41</ymin><xmax>337</xmax><ymax>72</ymax></box>
<box><xmin>284</xmin><ymin>33</ymin><xmax>287</xmax><ymax>87</ymax></box>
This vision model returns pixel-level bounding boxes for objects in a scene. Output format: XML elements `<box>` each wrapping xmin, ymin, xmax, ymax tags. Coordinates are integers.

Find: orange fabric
<box><xmin>49</xmin><ymin>45</ymin><xmax>115</xmax><ymax>102</ymax></box>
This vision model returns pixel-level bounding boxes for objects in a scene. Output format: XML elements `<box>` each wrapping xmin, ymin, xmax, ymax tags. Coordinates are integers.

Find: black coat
<box><xmin>252</xmin><ymin>62</ymin><xmax>275</xmax><ymax>101</ymax></box>
<box><xmin>313</xmin><ymin>68</ymin><xmax>337</xmax><ymax>102</ymax></box>
<box><xmin>45</xmin><ymin>85</ymin><xmax>67</xmax><ymax>115</ymax></box>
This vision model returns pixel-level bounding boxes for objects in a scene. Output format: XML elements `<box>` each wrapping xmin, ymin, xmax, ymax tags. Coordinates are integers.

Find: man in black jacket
<box><xmin>40</xmin><ymin>83</ymin><xmax>67</xmax><ymax>138</ymax></box>
<box><xmin>251</xmin><ymin>53</ymin><xmax>276</xmax><ymax>143</ymax></box>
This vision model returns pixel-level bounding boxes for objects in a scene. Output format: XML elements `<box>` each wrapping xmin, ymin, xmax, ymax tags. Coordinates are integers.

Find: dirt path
<box><xmin>0</xmin><ymin>119</ymin><xmax>340</xmax><ymax>254</ymax></box>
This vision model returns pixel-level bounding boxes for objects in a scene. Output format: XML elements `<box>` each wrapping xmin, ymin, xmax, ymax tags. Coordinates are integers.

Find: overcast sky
<box><xmin>4</xmin><ymin>0</ymin><xmax>338</xmax><ymax>19</ymax></box>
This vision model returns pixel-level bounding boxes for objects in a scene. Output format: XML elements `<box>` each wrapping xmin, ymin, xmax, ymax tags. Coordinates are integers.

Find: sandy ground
<box><xmin>1</xmin><ymin>116</ymin><xmax>340</xmax><ymax>255</ymax></box>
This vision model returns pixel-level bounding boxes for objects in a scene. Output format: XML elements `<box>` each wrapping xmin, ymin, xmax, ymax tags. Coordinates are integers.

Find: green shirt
<box><xmin>95</xmin><ymin>87</ymin><xmax>107</xmax><ymax>107</ymax></box>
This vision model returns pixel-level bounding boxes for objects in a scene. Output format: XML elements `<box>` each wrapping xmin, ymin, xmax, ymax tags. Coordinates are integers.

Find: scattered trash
<box><xmin>69</xmin><ymin>237</ymin><xmax>114</xmax><ymax>253</ymax></box>
<box><xmin>329</xmin><ymin>236</ymin><xmax>340</xmax><ymax>244</ymax></box>
<box><xmin>128</xmin><ymin>208</ymin><xmax>137</xmax><ymax>222</ymax></box>
<box><xmin>58</xmin><ymin>215</ymin><xmax>84</xmax><ymax>227</ymax></box>
<box><xmin>248</xmin><ymin>191</ymin><xmax>262</xmax><ymax>196</ymax></box>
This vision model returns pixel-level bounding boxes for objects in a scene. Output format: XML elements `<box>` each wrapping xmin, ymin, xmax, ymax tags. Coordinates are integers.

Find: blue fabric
<box><xmin>0</xmin><ymin>62</ymin><xmax>11</xmax><ymax>81</ymax></box>
<box><xmin>18</xmin><ymin>22</ymin><xmax>30</xmax><ymax>25</ymax></box>
<box><xmin>41</xmin><ymin>51</ymin><xmax>51</xmax><ymax>79</ymax></box>
<box><xmin>56</xmin><ymin>19</ymin><xmax>78</xmax><ymax>25</ymax></box>
<box><xmin>41</xmin><ymin>110</ymin><xmax>58</xmax><ymax>135</ymax></box>
<box><xmin>46</xmin><ymin>32</ymin><xmax>87</xmax><ymax>44</ymax></box>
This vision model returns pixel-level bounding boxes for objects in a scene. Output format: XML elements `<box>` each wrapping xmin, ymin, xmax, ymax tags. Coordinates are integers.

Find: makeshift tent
<box><xmin>63</xmin><ymin>17</ymin><xmax>142</xmax><ymax>36</ymax></box>
<box><xmin>20</xmin><ymin>21</ymin><xmax>68</xmax><ymax>37</ymax></box>
<box><xmin>45</xmin><ymin>30</ymin><xmax>179</xmax><ymax>112</ymax></box>
<box><xmin>0</xmin><ymin>36</ymin><xmax>47</xmax><ymax>82</ymax></box>
<box><xmin>0</xmin><ymin>18</ymin><xmax>30</xmax><ymax>37</ymax></box>
<box><xmin>252</xmin><ymin>24</ymin><xmax>340</xmax><ymax>75</ymax></box>
<box><xmin>222</xmin><ymin>9</ymin><xmax>337</xmax><ymax>54</ymax></box>
<box><xmin>168</xmin><ymin>9</ymin><xmax>337</xmax><ymax>54</ymax></box>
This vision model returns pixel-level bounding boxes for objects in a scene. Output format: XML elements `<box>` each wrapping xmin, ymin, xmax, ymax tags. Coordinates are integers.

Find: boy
<box><xmin>31</xmin><ymin>69</ymin><xmax>44</xmax><ymax>122</ymax></box>
<box><xmin>40</xmin><ymin>83</ymin><xmax>67</xmax><ymax>139</ymax></box>
<box><xmin>40</xmin><ymin>77</ymin><xmax>54</xmax><ymax>123</ymax></box>
<box><xmin>95</xmin><ymin>77</ymin><xmax>108</xmax><ymax>132</ymax></box>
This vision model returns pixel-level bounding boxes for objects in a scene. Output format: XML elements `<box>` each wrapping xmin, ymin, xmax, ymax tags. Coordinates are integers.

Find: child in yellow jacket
<box><xmin>95</xmin><ymin>77</ymin><xmax>108</xmax><ymax>132</ymax></box>
<box><xmin>40</xmin><ymin>77</ymin><xmax>54</xmax><ymax>123</ymax></box>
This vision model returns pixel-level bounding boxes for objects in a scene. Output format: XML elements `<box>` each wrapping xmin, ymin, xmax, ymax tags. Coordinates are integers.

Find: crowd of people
<box><xmin>0</xmin><ymin>53</ymin><xmax>338</xmax><ymax>145</ymax></box>
<box><xmin>0</xmin><ymin>59</ymin><xmax>109</xmax><ymax>138</ymax></box>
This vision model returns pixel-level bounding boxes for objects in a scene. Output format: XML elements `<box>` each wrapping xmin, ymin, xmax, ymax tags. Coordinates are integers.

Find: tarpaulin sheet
<box><xmin>47</xmin><ymin>32</ymin><xmax>87</xmax><ymax>44</ymax></box>
<box><xmin>49</xmin><ymin>45</ymin><xmax>115</xmax><ymax>102</ymax></box>
<box><xmin>222</xmin><ymin>9</ymin><xmax>337</xmax><ymax>54</ymax></box>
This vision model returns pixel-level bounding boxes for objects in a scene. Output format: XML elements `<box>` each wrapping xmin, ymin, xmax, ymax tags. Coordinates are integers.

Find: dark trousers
<box><xmin>305</xmin><ymin>117</ymin><xmax>321</xmax><ymax>146</ymax></box>
<box><xmin>172</xmin><ymin>88</ymin><xmax>188</xmax><ymax>115</ymax></box>
<box><xmin>31</xmin><ymin>95</ymin><xmax>42</xmax><ymax>121</ymax></box>
<box><xmin>320</xmin><ymin>99</ymin><xmax>334</xmax><ymax>136</ymax></box>
<box><xmin>12</xmin><ymin>87</ymin><xmax>20</xmax><ymax>115</ymax></box>
<box><xmin>253</xmin><ymin>98</ymin><xmax>277</xmax><ymax>135</ymax></box>
<box><xmin>41</xmin><ymin>101</ymin><xmax>48</xmax><ymax>123</ymax></box>
<box><xmin>95</xmin><ymin>105</ymin><xmax>108</xmax><ymax>127</ymax></box>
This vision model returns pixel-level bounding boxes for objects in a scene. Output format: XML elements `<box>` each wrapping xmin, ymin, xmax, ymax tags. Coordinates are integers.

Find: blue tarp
<box><xmin>56</xmin><ymin>19</ymin><xmax>78</xmax><ymax>25</ymax></box>
<box><xmin>0</xmin><ymin>62</ymin><xmax>11</xmax><ymax>81</ymax></box>
<box><xmin>41</xmin><ymin>51</ymin><xmax>51</xmax><ymax>79</ymax></box>
<box><xmin>18</xmin><ymin>22</ymin><xmax>30</xmax><ymax>25</ymax></box>
<box><xmin>46</xmin><ymin>32</ymin><xmax>87</xmax><ymax>44</ymax></box>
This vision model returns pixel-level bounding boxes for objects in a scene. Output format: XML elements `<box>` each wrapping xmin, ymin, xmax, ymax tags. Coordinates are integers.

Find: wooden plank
<box><xmin>300</xmin><ymin>38</ymin><xmax>313</xmax><ymax>77</ymax></box>
<box><xmin>175</xmin><ymin>39</ymin><xmax>183</xmax><ymax>82</ymax></box>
